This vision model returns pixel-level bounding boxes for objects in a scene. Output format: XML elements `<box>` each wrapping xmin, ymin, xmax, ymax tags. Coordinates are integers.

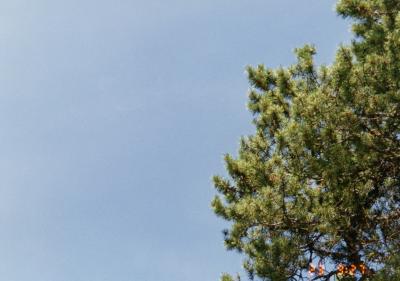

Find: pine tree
<box><xmin>212</xmin><ymin>1</ymin><xmax>400</xmax><ymax>280</ymax></box>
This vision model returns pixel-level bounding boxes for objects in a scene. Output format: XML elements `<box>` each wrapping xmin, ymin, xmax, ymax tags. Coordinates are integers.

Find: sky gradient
<box><xmin>0</xmin><ymin>1</ymin><xmax>351</xmax><ymax>280</ymax></box>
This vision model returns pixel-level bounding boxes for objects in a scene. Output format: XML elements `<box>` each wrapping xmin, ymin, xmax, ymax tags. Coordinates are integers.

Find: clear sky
<box><xmin>0</xmin><ymin>1</ymin><xmax>351</xmax><ymax>280</ymax></box>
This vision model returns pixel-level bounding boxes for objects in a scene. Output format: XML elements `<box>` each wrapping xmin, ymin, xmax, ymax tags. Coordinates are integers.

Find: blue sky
<box><xmin>0</xmin><ymin>1</ymin><xmax>351</xmax><ymax>280</ymax></box>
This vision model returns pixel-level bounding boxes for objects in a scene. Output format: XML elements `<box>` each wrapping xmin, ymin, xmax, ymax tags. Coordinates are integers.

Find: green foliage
<box><xmin>221</xmin><ymin>273</ymin><xmax>242</xmax><ymax>281</ymax></box>
<box><xmin>221</xmin><ymin>273</ymin><xmax>235</xmax><ymax>281</ymax></box>
<box><xmin>370</xmin><ymin>253</ymin><xmax>400</xmax><ymax>281</ymax></box>
<box><xmin>212</xmin><ymin>1</ymin><xmax>400</xmax><ymax>280</ymax></box>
